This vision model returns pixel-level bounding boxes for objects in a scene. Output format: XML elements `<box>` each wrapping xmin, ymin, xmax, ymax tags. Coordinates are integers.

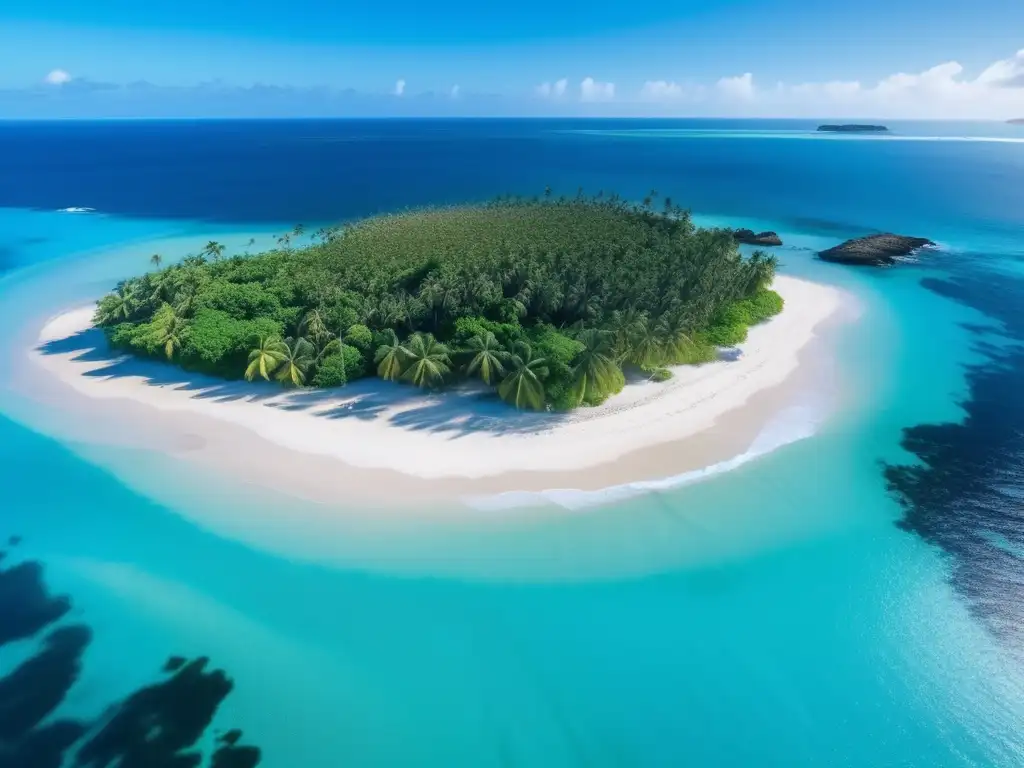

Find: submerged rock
<box><xmin>732</xmin><ymin>228</ymin><xmax>782</xmax><ymax>247</ymax></box>
<box><xmin>819</xmin><ymin>233</ymin><xmax>935</xmax><ymax>266</ymax></box>
<box><xmin>162</xmin><ymin>655</ymin><xmax>187</xmax><ymax>673</ymax></box>
<box><xmin>817</xmin><ymin>124</ymin><xmax>888</xmax><ymax>133</ymax></box>
<box><xmin>0</xmin><ymin>560</ymin><xmax>73</xmax><ymax>645</ymax></box>
<box><xmin>0</xmin><ymin>550</ymin><xmax>262</xmax><ymax>767</ymax></box>
<box><xmin>219</xmin><ymin>728</ymin><xmax>244</xmax><ymax>746</ymax></box>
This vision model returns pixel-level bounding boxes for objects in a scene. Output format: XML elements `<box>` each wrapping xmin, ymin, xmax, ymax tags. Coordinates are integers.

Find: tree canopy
<box><xmin>95</xmin><ymin>194</ymin><xmax>782</xmax><ymax>410</ymax></box>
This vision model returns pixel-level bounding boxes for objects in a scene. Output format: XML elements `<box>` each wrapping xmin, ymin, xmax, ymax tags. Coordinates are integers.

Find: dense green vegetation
<box><xmin>94</xmin><ymin>194</ymin><xmax>782</xmax><ymax>410</ymax></box>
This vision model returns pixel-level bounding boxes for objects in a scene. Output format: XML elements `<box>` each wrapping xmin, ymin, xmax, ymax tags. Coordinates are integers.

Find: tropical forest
<box><xmin>94</xmin><ymin>193</ymin><xmax>782</xmax><ymax>410</ymax></box>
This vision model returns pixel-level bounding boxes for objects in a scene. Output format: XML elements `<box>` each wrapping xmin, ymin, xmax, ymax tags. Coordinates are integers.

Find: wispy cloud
<box><xmin>712</xmin><ymin>49</ymin><xmax>1024</xmax><ymax>117</ymax></box>
<box><xmin>976</xmin><ymin>48</ymin><xmax>1024</xmax><ymax>88</ymax></box>
<box><xmin>44</xmin><ymin>69</ymin><xmax>71</xmax><ymax>86</ymax></box>
<box><xmin>638</xmin><ymin>80</ymin><xmax>706</xmax><ymax>103</ymax></box>
<box><xmin>639</xmin><ymin>80</ymin><xmax>683</xmax><ymax>101</ymax></box>
<box><xmin>628</xmin><ymin>49</ymin><xmax>1024</xmax><ymax>117</ymax></box>
<box><xmin>8</xmin><ymin>49</ymin><xmax>1024</xmax><ymax>119</ymax></box>
<box><xmin>716</xmin><ymin>72</ymin><xmax>754</xmax><ymax>101</ymax></box>
<box><xmin>536</xmin><ymin>78</ymin><xmax>568</xmax><ymax>99</ymax></box>
<box><xmin>580</xmin><ymin>77</ymin><xmax>614</xmax><ymax>102</ymax></box>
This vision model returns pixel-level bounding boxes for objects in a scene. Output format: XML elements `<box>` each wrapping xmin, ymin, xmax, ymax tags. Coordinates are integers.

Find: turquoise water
<box><xmin>2</xmin><ymin>119</ymin><xmax>1024</xmax><ymax>766</ymax></box>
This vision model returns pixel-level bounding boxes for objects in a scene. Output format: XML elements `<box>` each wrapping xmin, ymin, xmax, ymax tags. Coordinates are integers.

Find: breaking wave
<box><xmin>466</xmin><ymin>403</ymin><xmax>823</xmax><ymax>511</ymax></box>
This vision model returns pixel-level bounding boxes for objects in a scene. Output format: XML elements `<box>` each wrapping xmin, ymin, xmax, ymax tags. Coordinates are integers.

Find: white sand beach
<box><xmin>29</xmin><ymin>275</ymin><xmax>849</xmax><ymax>508</ymax></box>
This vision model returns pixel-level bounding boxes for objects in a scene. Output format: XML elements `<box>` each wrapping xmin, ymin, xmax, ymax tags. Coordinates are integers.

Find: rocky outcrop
<box><xmin>819</xmin><ymin>234</ymin><xmax>935</xmax><ymax>266</ymax></box>
<box><xmin>817</xmin><ymin>124</ymin><xmax>889</xmax><ymax>133</ymax></box>
<box><xmin>732</xmin><ymin>229</ymin><xmax>782</xmax><ymax>247</ymax></box>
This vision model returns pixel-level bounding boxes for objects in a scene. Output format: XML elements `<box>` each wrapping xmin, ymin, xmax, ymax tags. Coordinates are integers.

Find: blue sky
<box><xmin>2</xmin><ymin>0</ymin><xmax>1023</xmax><ymax>117</ymax></box>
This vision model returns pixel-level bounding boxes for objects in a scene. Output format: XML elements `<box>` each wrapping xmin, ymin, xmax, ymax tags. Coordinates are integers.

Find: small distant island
<box><xmin>1008</xmin><ymin>119</ymin><xmax>1024</xmax><ymax>125</ymax></box>
<box><xmin>93</xmin><ymin>194</ymin><xmax>782</xmax><ymax>412</ymax></box>
<box><xmin>817</xmin><ymin>124</ymin><xmax>889</xmax><ymax>133</ymax></box>
<box><xmin>819</xmin><ymin>233</ymin><xmax>934</xmax><ymax>266</ymax></box>
<box><xmin>733</xmin><ymin>229</ymin><xmax>782</xmax><ymax>247</ymax></box>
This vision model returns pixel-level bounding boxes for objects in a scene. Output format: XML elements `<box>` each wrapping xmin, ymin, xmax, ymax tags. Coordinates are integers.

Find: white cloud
<box><xmin>639</xmin><ymin>80</ymin><xmax>683</xmax><ymax>101</ymax></box>
<box><xmin>450</xmin><ymin>84</ymin><xmax>460</xmax><ymax>98</ymax></box>
<box><xmin>536</xmin><ymin>78</ymin><xmax>568</xmax><ymax>99</ymax></box>
<box><xmin>701</xmin><ymin>49</ymin><xmax>1024</xmax><ymax>118</ymax></box>
<box><xmin>977</xmin><ymin>48</ymin><xmax>1024</xmax><ymax>88</ymax></box>
<box><xmin>393</xmin><ymin>79</ymin><xmax>406</xmax><ymax>97</ymax></box>
<box><xmin>580</xmin><ymin>77</ymin><xmax>615</xmax><ymax>102</ymax></box>
<box><xmin>716</xmin><ymin>72</ymin><xmax>754</xmax><ymax>101</ymax></box>
<box><xmin>45</xmin><ymin>69</ymin><xmax>71</xmax><ymax>86</ymax></box>
<box><xmin>638</xmin><ymin>80</ymin><xmax>706</xmax><ymax>102</ymax></box>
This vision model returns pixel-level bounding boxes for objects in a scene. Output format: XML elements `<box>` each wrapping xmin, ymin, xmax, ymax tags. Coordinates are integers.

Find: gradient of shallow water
<box><xmin>2</xmin><ymin>119</ymin><xmax>1024</xmax><ymax>766</ymax></box>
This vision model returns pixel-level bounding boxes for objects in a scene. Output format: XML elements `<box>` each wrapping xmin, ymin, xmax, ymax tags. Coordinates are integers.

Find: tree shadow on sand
<box><xmin>36</xmin><ymin>327</ymin><xmax>571</xmax><ymax>437</ymax></box>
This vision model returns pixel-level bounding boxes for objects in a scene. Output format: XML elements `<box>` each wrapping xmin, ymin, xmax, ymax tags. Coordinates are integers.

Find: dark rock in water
<box><xmin>817</xmin><ymin>124</ymin><xmax>888</xmax><ymax>133</ymax></box>
<box><xmin>4</xmin><ymin>719</ymin><xmax>89</xmax><ymax>768</ymax></box>
<box><xmin>0</xmin><ymin>552</ymin><xmax>263</xmax><ymax>767</ymax></box>
<box><xmin>732</xmin><ymin>228</ymin><xmax>782</xmax><ymax>247</ymax></box>
<box><xmin>75</xmin><ymin>656</ymin><xmax>236</xmax><ymax>767</ymax></box>
<box><xmin>162</xmin><ymin>655</ymin><xmax>187</xmax><ymax>673</ymax></box>
<box><xmin>8</xmin><ymin>535</ymin><xmax>22</xmax><ymax>547</ymax></box>
<box><xmin>219</xmin><ymin>728</ymin><xmax>243</xmax><ymax>746</ymax></box>
<box><xmin>0</xmin><ymin>560</ymin><xmax>73</xmax><ymax>645</ymax></box>
<box><xmin>212</xmin><ymin>743</ymin><xmax>262</xmax><ymax>768</ymax></box>
<box><xmin>0</xmin><ymin>625</ymin><xmax>92</xmax><ymax>741</ymax></box>
<box><xmin>819</xmin><ymin>233</ymin><xmax>935</xmax><ymax>266</ymax></box>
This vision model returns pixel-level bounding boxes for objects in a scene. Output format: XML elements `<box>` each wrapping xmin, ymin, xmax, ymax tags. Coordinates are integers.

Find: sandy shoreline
<box><xmin>28</xmin><ymin>275</ymin><xmax>850</xmax><ymax>510</ymax></box>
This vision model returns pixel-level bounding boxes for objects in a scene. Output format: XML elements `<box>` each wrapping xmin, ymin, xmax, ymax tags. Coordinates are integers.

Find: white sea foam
<box><xmin>464</xmin><ymin>403</ymin><xmax>824</xmax><ymax>512</ymax></box>
<box><xmin>58</xmin><ymin>207</ymin><xmax>96</xmax><ymax>213</ymax></box>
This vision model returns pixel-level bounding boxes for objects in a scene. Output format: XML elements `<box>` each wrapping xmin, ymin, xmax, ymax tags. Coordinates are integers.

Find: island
<box><xmin>733</xmin><ymin>229</ymin><xmax>782</xmax><ymax>247</ymax></box>
<box><xmin>818</xmin><ymin>233</ymin><xmax>934</xmax><ymax>266</ymax></box>
<box><xmin>92</xmin><ymin>195</ymin><xmax>783</xmax><ymax>411</ymax></box>
<box><xmin>1009</xmin><ymin>119</ymin><xmax>1024</xmax><ymax>125</ymax></box>
<box><xmin>816</xmin><ymin>124</ymin><xmax>889</xmax><ymax>133</ymax></box>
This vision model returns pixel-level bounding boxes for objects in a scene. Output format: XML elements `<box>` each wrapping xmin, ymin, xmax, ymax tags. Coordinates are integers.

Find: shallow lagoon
<box><xmin>2</xmin><ymin>119</ymin><xmax>1023</xmax><ymax>766</ymax></box>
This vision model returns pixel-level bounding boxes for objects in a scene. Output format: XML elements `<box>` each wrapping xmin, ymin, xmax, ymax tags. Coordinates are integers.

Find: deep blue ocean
<box><xmin>1</xmin><ymin>118</ymin><xmax>1023</xmax><ymax>766</ymax></box>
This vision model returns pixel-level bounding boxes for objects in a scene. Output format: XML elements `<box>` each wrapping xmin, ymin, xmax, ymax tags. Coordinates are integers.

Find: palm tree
<box><xmin>654</xmin><ymin>312</ymin><xmax>695</xmax><ymax>361</ymax></box>
<box><xmin>144</xmin><ymin>271</ymin><xmax>172</xmax><ymax>304</ymax></box>
<box><xmin>400</xmin><ymin>333</ymin><xmax>451</xmax><ymax>389</ymax></box>
<box><xmin>292</xmin><ymin>224</ymin><xmax>305</xmax><ymax>239</ymax></box>
<box><xmin>298</xmin><ymin>307</ymin><xmax>330</xmax><ymax>347</ymax></box>
<box><xmin>418</xmin><ymin>274</ymin><xmax>447</xmax><ymax>329</ymax></box>
<box><xmin>150</xmin><ymin>253</ymin><xmax>163</xmax><ymax>269</ymax></box>
<box><xmin>245</xmin><ymin>336</ymin><xmax>287</xmax><ymax>382</ymax></box>
<box><xmin>201</xmin><ymin>241</ymin><xmax>225</xmax><ymax>262</ymax></box>
<box><xmin>374</xmin><ymin>329</ymin><xmax>405</xmax><ymax>381</ymax></box>
<box><xmin>94</xmin><ymin>283</ymin><xmax>136</xmax><ymax>325</ymax></box>
<box><xmin>156</xmin><ymin>308</ymin><xmax>185</xmax><ymax>360</ymax></box>
<box><xmin>626</xmin><ymin>318</ymin><xmax>663</xmax><ymax>368</ymax></box>
<box><xmin>170</xmin><ymin>270</ymin><xmax>204</xmax><ymax>318</ymax></box>
<box><xmin>498</xmin><ymin>341</ymin><xmax>549</xmax><ymax>410</ymax></box>
<box><xmin>275</xmin><ymin>337</ymin><xmax>315</xmax><ymax>387</ymax></box>
<box><xmin>276</xmin><ymin>233</ymin><xmax>292</xmax><ymax>250</ymax></box>
<box><xmin>463</xmin><ymin>332</ymin><xmax>507</xmax><ymax>386</ymax></box>
<box><xmin>608</xmin><ymin>307</ymin><xmax>648</xmax><ymax>360</ymax></box>
<box><xmin>569</xmin><ymin>328</ymin><xmax>619</xmax><ymax>405</ymax></box>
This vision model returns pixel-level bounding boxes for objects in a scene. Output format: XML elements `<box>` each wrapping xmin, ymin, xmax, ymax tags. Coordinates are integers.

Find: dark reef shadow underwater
<box><xmin>885</xmin><ymin>260</ymin><xmax>1024</xmax><ymax>652</ymax></box>
<box><xmin>0</xmin><ymin>538</ymin><xmax>262</xmax><ymax>768</ymax></box>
